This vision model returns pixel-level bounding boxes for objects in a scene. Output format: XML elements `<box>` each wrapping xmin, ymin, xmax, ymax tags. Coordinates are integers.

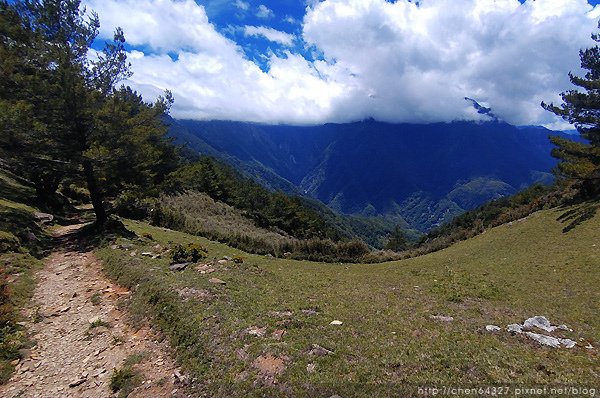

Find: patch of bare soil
<box><xmin>0</xmin><ymin>225</ymin><xmax>190</xmax><ymax>398</ymax></box>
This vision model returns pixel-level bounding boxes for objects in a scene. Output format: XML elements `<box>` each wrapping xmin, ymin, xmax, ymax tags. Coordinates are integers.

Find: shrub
<box><xmin>59</xmin><ymin>183</ymin><xmax>90</xmax><ymax>204</ymax></box>
<box><xmin>170</xmin><ymin>242</ymin><xmax>207</xmax><ymax>264</ymax></box>
<box><xmin>0</xmin><ymin>232</ymin><xmax>20</xmax><ymax>254</ymax></box>
<box><xmin>110</xmin><ymin>365</ymin><xmax>141</xmax><ymax>397</ymax></box>
<box><xmin>114</xmin><ymin>189</ymin><xmax>156</xmax><ymax>220</ymax></box>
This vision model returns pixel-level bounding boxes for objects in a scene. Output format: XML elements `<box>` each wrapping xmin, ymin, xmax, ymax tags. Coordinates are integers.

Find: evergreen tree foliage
<box><xmin>542</xmin><ymin>25</ymin><xmax>600</xmax><ymax>193</ymax></box>
<box><xmin>0</xmin><ymin>0</ymin><xmax>176</xmax><ymax>222</ymax></box>
<box><xmin>384</xmin><ymin>225</ymin><xmax>409</xmax><ymax>252</ymax></box>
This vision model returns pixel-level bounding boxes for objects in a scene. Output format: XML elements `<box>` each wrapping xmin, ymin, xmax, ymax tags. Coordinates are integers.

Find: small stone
<box><xmin>302</xmin><ymin>309</ymin><xmax>319</xmax><ymax>316</ymax></box>
<box><xmin>269</xmin><ymin>310</ymin><xmax>293</xmax><ymax>318</ymax></box>
<box><xmin>271</xmin><ymin>329</ymin><xmax>285</xmax><ymax>340</ymax></box>
<box><xmin>69</xmin><ymin>377</ymin><xmax>86</xmax><ymax>387</ymax></box>
<box><xmin>110</xmin><ymin>245</ymin><xmax>119</xmax><ymax>250</ymax></box>
<box><xmin>507</xmin><ymin>323</ymin><xmax>523</xmax><ymax>333</ymax></box>
<box><xmin>169</xmin><ymin>263</ymin><xmax>190</xmax><ymax>272</ymax></box>
<box><xmin>522</xmin><ymin>331</ymin><xmax>576</xmax><ymax>349</ymax></box>
<box><xmin>209</xmin><ymin>278</ymin><xmax>226</xmax><ymax>285</ymax></box>
<box><xmin>330</xmin><ymin>320</ymin><xmax>343</xmax><ymax>326</ymax></box>
<box><xmin>246</xmin><ymin>326</ymin><xmax>267</xmax><ymax>337</ymax></box>
<box><xmin>218</xmin><ymin>259</ymin><xmax>228</xmax><ymax>265</ymax></box>
<box><xmin>430</xmin><ymin>315</ymin><xmax>454</xmax><ymax>322</ymax></box>
<box><xmin>557</xmin><ymin>324</ymin><xmax>573</xmax><ymax>332</ymax></box>
<box><xmin>25</xmin><ymin>232</ymin><xmax>38</xmax><ymax>242</ymax></box>
<box><xmin>223</xmin><ymin>256</ymin><xmax>232</xmax><ymax>261</ymax></box>
<box><xmin>307</xmin><ymin>363</ymin><xmax>316</xmax><ymax>373</ymax></box>
<box><xmin>485</xmin><ymin>325</ymin><xmax>501</xmax><ymax>332</ymax></box>
<box><xmin>523</xmin><ymin>316</ymin><xmax>556</xmax><ymax>332</ymax></box>
<box><xmin>308</xmin><ymin>344</ymin><xmax>334</xmax><ymax>357</ymax></box>
<box><xmin>59</xmin><ymin>306</ymin><xmax>71</xmax><ymax>313</ymax></box>
<box><xmin>141</xmin><ymin>252</ymin><xmax>153</xmax><ymax>257</ymax></box>
<box><xmin>34</xmin><ymin>212</ymin><xmax>54</xmax><ymax>223</ymax></box>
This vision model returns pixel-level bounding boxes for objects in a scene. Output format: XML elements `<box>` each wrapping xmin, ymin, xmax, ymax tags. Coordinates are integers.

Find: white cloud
<box><xmin>234</xmin><ymin>0</ymin><xmax>249</xmax><ymax>11</ymax></box>
<box><xmin>300</xmin><ymin>0</ymin><xmax>600</xmax><ymax>125</ymax></box>
<box><xmin>256</xmin><ymin>4</ymin><xmax>274</xmax><ymax>19</ymax></box>
<box><xmin>85</xmin><ymin>0</ymin><xmax>600</xmax><ymax>126</ymax></box>
<box><xmin>244</xmin><ymin>26</ymin><xmax>295</xmax><ymax>46</ymax></box>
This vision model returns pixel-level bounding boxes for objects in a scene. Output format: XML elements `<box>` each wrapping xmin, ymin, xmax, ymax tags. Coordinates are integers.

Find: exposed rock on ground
<box><xmin>492</xmin><ymin>316</ymin><xmax>578</xmax><ymax>349</ymax></box>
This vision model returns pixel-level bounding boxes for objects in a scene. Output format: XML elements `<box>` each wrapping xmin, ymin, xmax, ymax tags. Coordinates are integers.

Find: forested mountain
<box><xmin>169</xmin><ymin>118</ymin><xmax>574</xmax><ymax>231</ymax></box>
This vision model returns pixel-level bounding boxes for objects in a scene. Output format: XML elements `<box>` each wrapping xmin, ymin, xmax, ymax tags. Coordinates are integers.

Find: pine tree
<box><xmin>542</xmin><ymin>25</ymin><xmax>600</xmax><ymax>194</ymax></box>
<box><xmin>384</xmin><ymin>225</ymin><xmax>409</xmax><ymax>252</ymax></box>
<box><xmin>1</xmin><ymin>0</ymin><xmax>179</xmax><ymax>223</ymax></box>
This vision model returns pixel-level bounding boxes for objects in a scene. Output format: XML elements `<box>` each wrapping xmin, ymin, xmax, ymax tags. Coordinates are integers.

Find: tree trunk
<box><xmin>31</xmin><ymin>170</ymin><xmax>62</xmax><ymax>209</ymax></box>
<box><xmin>82</xmin><ymin>159</ymin><xmax>107</xmax><ymax>224</ymax></box>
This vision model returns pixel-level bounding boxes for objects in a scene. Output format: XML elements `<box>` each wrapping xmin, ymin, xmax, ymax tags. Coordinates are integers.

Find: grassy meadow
<box><xmin>97</xmin><ymin>203</ymin><xmax>600</xmax><ymax>397</ymax></box>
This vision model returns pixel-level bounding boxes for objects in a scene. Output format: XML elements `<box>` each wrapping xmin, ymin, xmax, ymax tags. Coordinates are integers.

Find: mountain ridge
<box><xmin>167</xmin><ymin>117</ymin><xmax>575</xmax><ymax>231</ymax></box>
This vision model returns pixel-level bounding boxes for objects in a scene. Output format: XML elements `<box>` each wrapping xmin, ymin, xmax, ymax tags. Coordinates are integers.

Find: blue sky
<box><xmin>86</xmin><ymin>0</ymin><xmax>600</xmax><ymax>128</ymax></box>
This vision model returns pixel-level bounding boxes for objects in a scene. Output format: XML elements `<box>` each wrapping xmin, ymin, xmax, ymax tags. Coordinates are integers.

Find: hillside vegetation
<box><xmin>171</xmin><ymin>118</ymin><xmax>567</xmax><ymax>231</ymax></box>
<box><xmin>97</xmin><ymin>203</ymin><xmax>600</xmax><ymax>397</ymax></box>
<box><xmin>0</xmin><ymin>168</ymin><xmax>48</xmax><ymax>382</ymax></box>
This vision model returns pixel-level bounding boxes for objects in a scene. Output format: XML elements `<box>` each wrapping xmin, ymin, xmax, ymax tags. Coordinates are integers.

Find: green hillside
<box><xmin>97</xmin><ymin>203</ymin><xmax>600</xmax><ymax>397</ymax></box>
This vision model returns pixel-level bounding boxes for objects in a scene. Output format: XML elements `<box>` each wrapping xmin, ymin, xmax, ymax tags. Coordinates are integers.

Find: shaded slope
<box><xmin>171</xmin><ymin>119</ymin><xmax>569</xmax><ymax>230</ymax></box>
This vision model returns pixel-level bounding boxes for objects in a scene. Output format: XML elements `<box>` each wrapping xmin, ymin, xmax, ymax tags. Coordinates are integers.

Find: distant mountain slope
<box><xmin>168</xmin><ymin>118</ymin><xmax>573</xmax><ymax>231</ymax></box>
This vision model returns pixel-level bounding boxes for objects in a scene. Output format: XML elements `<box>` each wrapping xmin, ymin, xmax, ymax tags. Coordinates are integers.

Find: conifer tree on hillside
<box><xmin>542</xmin><ymin>24</ymin><xmax>600</xmax><ymax>195</ymax></box>
<box><xmin>0</xmin><ymin>0</ymin><xmax>177</xmax><ymax>223</ymax></box>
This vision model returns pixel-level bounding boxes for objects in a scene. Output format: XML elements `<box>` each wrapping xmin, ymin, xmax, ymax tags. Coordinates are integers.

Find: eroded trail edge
<box><xmin>0</xmin><ymin>225</ymin><xmax>189</xmax><ymax>398</ymax></box>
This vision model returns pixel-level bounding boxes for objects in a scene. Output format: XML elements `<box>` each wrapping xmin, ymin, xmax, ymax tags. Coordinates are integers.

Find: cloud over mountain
<box><xmin>85</xmin><ymin>0</ymin><xmax>600</xmax><ymax>127</ymax></box>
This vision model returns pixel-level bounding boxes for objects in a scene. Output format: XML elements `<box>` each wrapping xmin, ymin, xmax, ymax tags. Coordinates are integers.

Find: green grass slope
<box><xmin>0</xmin><ymin>168</ymin><xmax>46</xmax><ymax>383</ymax></box>
<box><xmin>98</xmin><ymin>203</ymin><xmax>600</xmax><ymax>397</ymax></box>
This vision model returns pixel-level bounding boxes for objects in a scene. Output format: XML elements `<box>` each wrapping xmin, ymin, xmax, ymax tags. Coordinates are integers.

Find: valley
<box><xmin>170</xmin><ymin>118</ymin><xmax>571</xmax><ymax>231</ymax></box>
<box><xmin>2</xmin><ymin>1</ymin><xmax>600</xmax><ymax>396</ymax></box>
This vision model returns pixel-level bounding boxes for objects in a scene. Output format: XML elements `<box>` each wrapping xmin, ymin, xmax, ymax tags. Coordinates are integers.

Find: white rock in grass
<box><xmin>507</xmin><ymin>323</ymin><xmax>523</xmax><ymax>333</ymax></box>
<box><xmin>430</xmin><ymin>315</ymin><xmax>454</xmax><ymax>322</ymax></box>
<box><xmin>525</xmin><ymin>332</ymin><xmax>561</xmax><ymax>348</ymax></box>
<box><xmin>330</xmin><ymin>320</ymin><xmax>343</xmax><ymax>326</ymax></box>
<box><xmin>485</xmin><ymin>325</ymin><xmax>501</xmax><ymax>332</ymax></box>
<box><xmin>560</xmin><ymin>338</ymin><xmax>577</xmax><ymax>349</ymax></box>
<box><xmin>524</xmin><ymin>332</ymin><xmax>576</xmax><ymax>348</ymax></box>
<box><xmin>523</xmin><ymin>316</ymin><xmax>556</xmax><ymax>332</ymax></box>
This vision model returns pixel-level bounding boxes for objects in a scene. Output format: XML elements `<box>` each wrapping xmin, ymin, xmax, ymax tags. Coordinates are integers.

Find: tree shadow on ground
<box><xmin>557</xmin><ymin>201</ymin><xmax>600</xmax><ymax>233</ymax></box>
<box><xmin>61</xmin><ymin>217</ymin><xmax>137</xmax><ymax>253</ymax></box>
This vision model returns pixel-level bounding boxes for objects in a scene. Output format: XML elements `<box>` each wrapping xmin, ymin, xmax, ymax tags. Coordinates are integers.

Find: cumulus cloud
<box><xmin>302</xmin><ymin>0</ymin><xmax>600</xmax><ymax>126</ymax></box>
<box><xmin>256</xmin><ymin>4</ymin><xmax>274</xmax><ymax>19</ymax></box>
<box><xmin>234</xmin><ymin>0</ymin><xmax>250</xmax><ymax>11</ymax></box>
<box><xmin>85</xmin><ymin>0</ymin><xmax>600</xmax><ymax>127</ymax></box>
<box><xmin>244</xmin><ymin>26</ymin><xmax>295</xmax><ymax>46</ymax></box>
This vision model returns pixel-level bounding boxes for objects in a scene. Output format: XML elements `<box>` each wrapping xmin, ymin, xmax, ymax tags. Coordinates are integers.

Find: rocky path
<box><xmin>0</xmin><ymin>225</ymin><xmax>189</xmax><ymax>398</ymax></box>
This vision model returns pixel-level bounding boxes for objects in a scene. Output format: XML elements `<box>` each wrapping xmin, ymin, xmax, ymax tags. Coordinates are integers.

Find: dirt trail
<box><xmin>0</xmin><ymin>224</ymin><xmax>189</xmax><ymax>398</ymax></box>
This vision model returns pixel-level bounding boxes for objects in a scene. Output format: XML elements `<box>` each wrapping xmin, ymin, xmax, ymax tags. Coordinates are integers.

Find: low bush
<box><xmin>0</xmin><ymin>232</ymin><xmax>20</xmax><ymax>254</ymax></box>
<box><xmin>170</xmin><ymin>242</ymin><xmax>207</xmax><ymax>264</ymax></box>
